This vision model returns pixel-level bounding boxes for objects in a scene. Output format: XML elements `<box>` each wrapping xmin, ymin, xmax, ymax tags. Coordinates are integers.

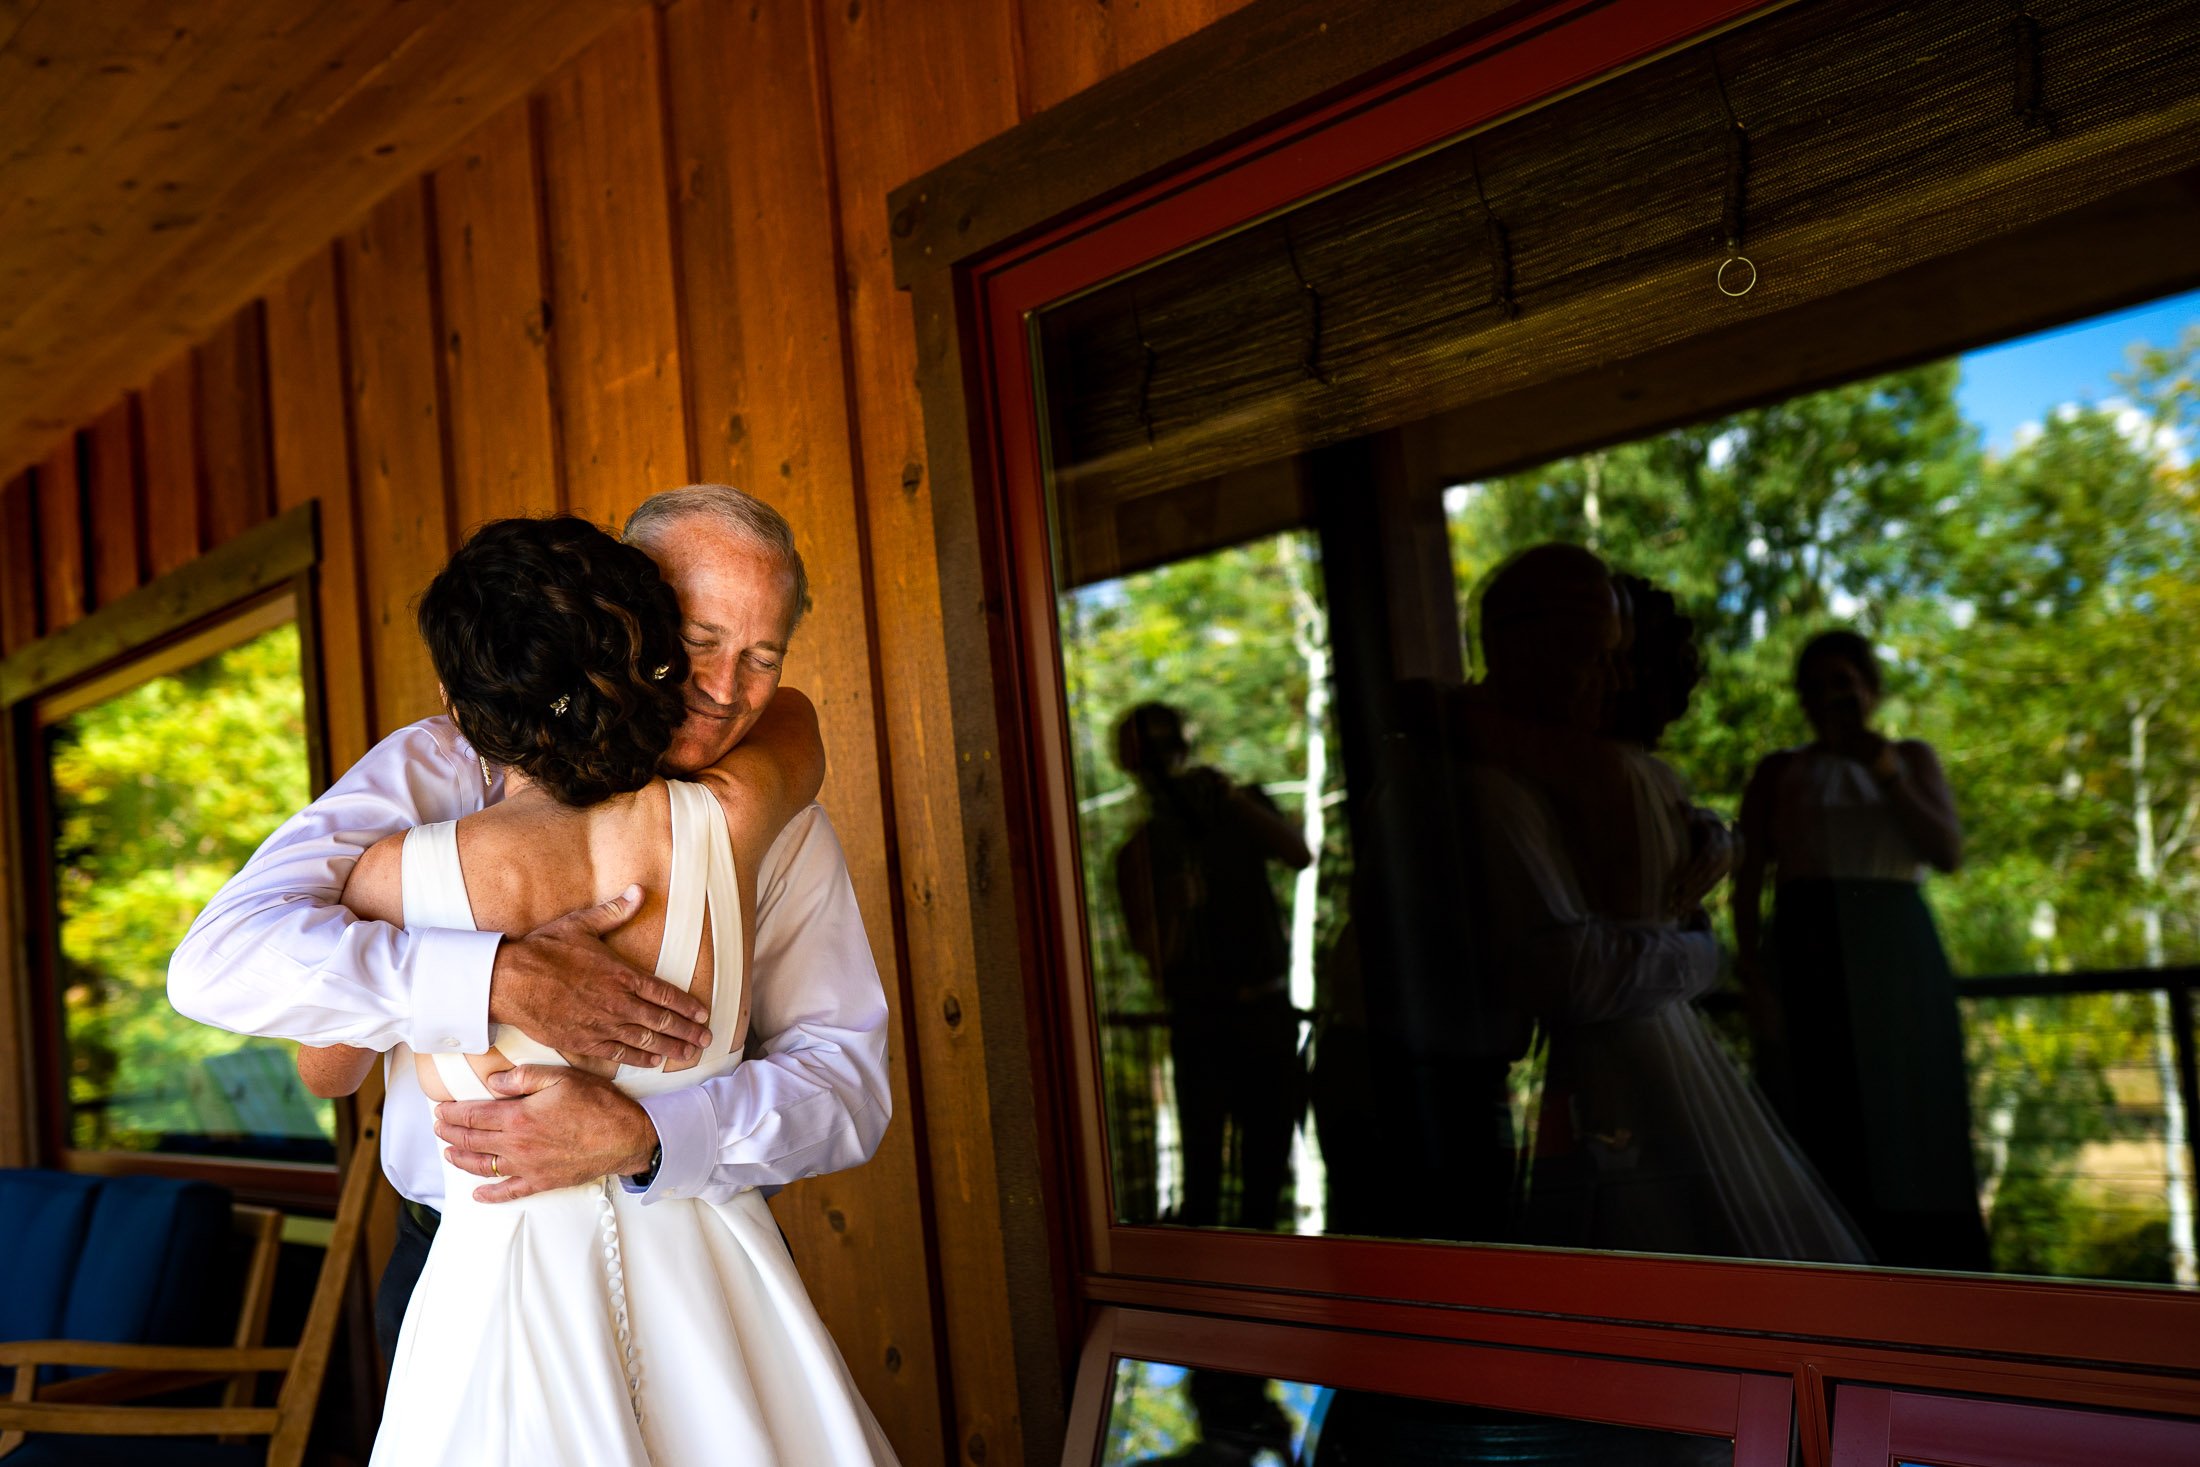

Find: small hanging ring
<box><xmin>1716</xmin><ymin>254</ymin><xmax>1757</xmax><ymax>297</ymax></box>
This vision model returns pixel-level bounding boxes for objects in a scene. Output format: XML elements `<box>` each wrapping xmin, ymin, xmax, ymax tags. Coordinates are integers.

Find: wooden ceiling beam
<box><xmin>0</xmin><ymin>0</ymin><xmax>649</xmax><ymax>479</ymax></box>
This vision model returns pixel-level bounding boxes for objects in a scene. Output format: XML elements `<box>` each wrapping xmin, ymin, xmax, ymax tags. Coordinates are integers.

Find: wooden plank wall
<box><xmin>0</xmin><ymin>2</ymin><xmax>1258</xmax><ymax>1461</ymax></box>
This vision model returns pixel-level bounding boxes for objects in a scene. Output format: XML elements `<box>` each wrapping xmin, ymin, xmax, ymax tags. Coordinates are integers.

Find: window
<box><xmin>1829</xmin><ymin>1384</ymin><xmax>2200</xmax><ymax>1465</ymax></box>
<box><xmin>32</xmin><ymin>589</ymin><xmax>334</xmax><ymax>1167</ymax></box>
<box><xmin>921</xmin><ymin>0</ymin><xmax>2200</xmax><ymax>1447</ymax></box>
<box><xmin>1050</xmin><ymin>283</ymin><xmax>2200</xmax><ymax>1287</ymax></box>
<box><xmin>1101</xmin><ymin>1361</ymin><xmax>1730</xmax><ymax>1465</ymax></box>
<box><xmin>1075</xmin><ymin>1308</ymin><xmax>1791</xmax><ymax>1466</ymax></box>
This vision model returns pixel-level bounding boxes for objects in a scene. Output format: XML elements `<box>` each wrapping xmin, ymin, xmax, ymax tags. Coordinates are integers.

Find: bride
<box><xmin>1534</xmin><ymin>573</ymin><xmax>1870</xmax><ymax>1263</ymax></box>
<box><xmin>301</xmin><ymin>515</ymin><xmax>898</xmax><ymax>1466</ymax></box>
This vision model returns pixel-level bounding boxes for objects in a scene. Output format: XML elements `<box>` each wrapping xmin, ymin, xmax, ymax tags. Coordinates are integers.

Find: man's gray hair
<box><xmin>622</xmin><ymin>484</ymin><xmax>810</xmax><ymax>634</ymax></box>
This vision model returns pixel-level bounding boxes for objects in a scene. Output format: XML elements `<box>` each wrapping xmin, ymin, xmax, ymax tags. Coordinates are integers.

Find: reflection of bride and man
<box><xmin>1463</xmin><ymin>543</ymin><xmax>1985</xmax><ymax>1266</ymax></box>
<box><xmin>1460</xmin><ymin>543</ymin><xmax>1859</xmax><ymax>1261</ymax></box>
<box><xmin>1114</xmin><ymin>538</ymin><xmax>1988</xmax><ymax>1269</ymax></box>
<box><xmin>170</xmin><ymin>488</ymin><xmax>901</xmax><ymax>1464</ymax></box>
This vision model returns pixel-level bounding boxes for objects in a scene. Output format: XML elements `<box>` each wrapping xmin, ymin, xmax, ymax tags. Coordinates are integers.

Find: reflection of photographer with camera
<box><xmin>1113</xmin><ymin>703</ymin><xmax>1312</xmax><ymax>1230</ymax></box>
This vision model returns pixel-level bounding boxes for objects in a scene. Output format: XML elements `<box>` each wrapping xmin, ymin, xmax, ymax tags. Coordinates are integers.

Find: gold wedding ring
<box><xmin>490</xmin><ymin>1154</ymin><xmax>503</xmax><ymax>1178</ymax></box>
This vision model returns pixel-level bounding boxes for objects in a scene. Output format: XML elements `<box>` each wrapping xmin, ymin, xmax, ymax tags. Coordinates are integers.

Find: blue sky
<box><xmin>1956</xmin><ymin>286</ymin><xmax>2200</xmax><ymax>455</ymax></box>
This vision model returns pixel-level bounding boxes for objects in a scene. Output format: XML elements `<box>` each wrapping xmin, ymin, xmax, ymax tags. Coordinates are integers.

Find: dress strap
<box><xmin>701</xmin><ymin>788</ymin><xmax>743</xmax><ymax>1047</ymax></box>
<box><xmin>400</xmin><ymin>822</ymin><xmax>478</xmax><ymax>931</ymax></box>
<box><xmin>663</xmin><ymin>781</ymin><xmax>743</xmax><ymax>1062</ymax></box>
<box><xmin>429</xmin><ymin>1052</ymin><xmax>496</xmax><ymax>1102</ymax></box>
<box><xmin>400</xmin><ymin>823</ymin><xmax>495</xmax><ymax>1100</ymax></box>
<box><xmin>654</xmin><ymin>783</ymin><xmax>707</xmax><ymax>990</ymax></box>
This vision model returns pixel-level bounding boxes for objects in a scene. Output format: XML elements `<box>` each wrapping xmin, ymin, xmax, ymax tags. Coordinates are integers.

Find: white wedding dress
<box><xmin>371</xmin><ymin>779</ymin><xmax>899</xmax><ymax>1467</ymax></box>
<box><xmin>1479</xmin><ymin>754</ymin><xmax>1869</xmax><ymax>1264</ymax></box>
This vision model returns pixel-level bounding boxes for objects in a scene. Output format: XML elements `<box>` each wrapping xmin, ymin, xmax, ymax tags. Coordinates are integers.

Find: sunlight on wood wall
<box><xmin>0</xmin><ymin>1</ymin><xmax>1261</xmax><ymax>1462</ymax></box>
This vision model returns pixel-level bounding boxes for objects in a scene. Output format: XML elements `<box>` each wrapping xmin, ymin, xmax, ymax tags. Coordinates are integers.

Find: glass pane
<box><xmin>1965</xmin><ymin>991</ymin><xmax>2198</xmax><ymax>1283</ymax></box>
<box><xmin>1043</xmin><ymin>242</ymin><xmax>2200</xmax><ymax>1287</ymax></box>
<box><xmin>1100</xmin><ymin>1359</ymin><xmax>1730</xmax><ymax>1465</ymax></box>
<box><xmin>44</xmin><ymin>618</ymin><xmax>334</xmax><ymax>1162</ymax></box>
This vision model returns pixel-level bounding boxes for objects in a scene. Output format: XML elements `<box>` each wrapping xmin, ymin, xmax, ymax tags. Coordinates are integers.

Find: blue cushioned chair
<box><xmin>0</xmin><ymin>1119</ymin><xmax>381</xmax><ymax>1467</ymax></box>
<box><xmin>0</xmin><ymin>1172</ymin><xmax>104</xmax><ymax>1351</ymax></box>
<box><xmin>0</xmin><ymin>1171</ymin><xmax>232</xmax><ymax>1384</ymax></box>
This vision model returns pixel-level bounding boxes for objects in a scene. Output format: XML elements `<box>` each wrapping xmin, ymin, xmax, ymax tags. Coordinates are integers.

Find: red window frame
<box><xmin>1067</xmin><ymin>1305</ymin><xmax>1795</xmax><ymax>1466</ymax></box>
<box><xmin>1829</xmin><ymin>1385</ymin><xmax>2200</xmax><ymax>1466</ymax></box>
<box><xmin>955</xmin><ymin>0</ymin><xmax>2200</xmax><ymax>1397</ymax></box>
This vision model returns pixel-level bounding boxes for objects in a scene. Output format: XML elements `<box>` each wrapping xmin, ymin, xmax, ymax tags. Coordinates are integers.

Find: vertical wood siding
<box><xmin>83</xmin><ymin>400</ymin><xmax>145</xmax><ymax>611</ymax></box>
<box><xmin>537</xmin><ymin>9</ymin><xmax>692</xmax><ymax>529</ymax></box>
<box><xmin>432</xmin><ymin>107</ymin><xmax>563</xmax><ymax>532</ymax></box>
<box><xmin>0</xmin><ymin>1</ymin><xmax>1261</xmax><ymax>1460</ymax></box>
<box><xmin>344</xmin><ymin>184</ymin><xmax>456</xmax><ymax>735</ymax></box>
<box><xmin>140</xmin><ymin>356</ymin><xmax>204</xmax><ymax>578</ymax></box>
<box><xmin>32</xmin><ymin>438</ymin><xmax>87</xmax><ymax>634</ymax></box>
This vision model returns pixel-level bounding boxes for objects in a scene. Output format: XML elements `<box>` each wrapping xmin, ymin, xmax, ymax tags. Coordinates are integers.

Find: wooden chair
<box><xmin>0</xmin><ymin>1117</ymin><xmax>382</xmax><ymax>1467</ymax></box>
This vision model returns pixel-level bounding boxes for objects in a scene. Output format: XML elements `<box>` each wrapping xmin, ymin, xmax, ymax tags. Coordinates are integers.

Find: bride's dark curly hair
<box><xmin>417</xmin><ymin>516</ymin><xmax>690</xmax><ymax>807</ymax></box>
<box><xmin>1612</xmin><ymin>571</ymin><xmax>1704</xmax><ymax>752</ymax></box>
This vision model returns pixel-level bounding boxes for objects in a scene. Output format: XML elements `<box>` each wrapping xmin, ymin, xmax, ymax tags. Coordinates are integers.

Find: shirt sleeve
<box><xmin>166</xmin><ymin>719</ymin><xmax>501</xmax><ymax>1054</ymax></box>
<box><xmin>627</xmin><ymin>805</ymin><xmax>892</xmax><ymax>1205</ymax></box>
<box><xmin>1469</xmin><ymin>764</ymin><xmax>1722</xmax><ymax>1026</ymax></box>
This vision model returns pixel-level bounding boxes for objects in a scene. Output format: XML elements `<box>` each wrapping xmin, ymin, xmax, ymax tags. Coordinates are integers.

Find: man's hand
<box><xmin>435</xmin><ymin>1065</ymin><xmax>658</xmax><ymax>1203</ymax></box>
<box><xmin>488</xmin><ymin>885</ymin><xmax>711</xmax><ymax>1066</ymax></box>
<box><xmin>1668</xmin><ymin>808</ymin><xmax>1736</xmax><ymax>918</ymax></box>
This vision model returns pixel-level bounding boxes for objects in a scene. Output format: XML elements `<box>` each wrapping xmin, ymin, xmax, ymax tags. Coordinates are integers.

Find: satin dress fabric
<box><xmin>370</xmin><ymin>779</ymin><xmax>899</xmax><ymax>1467</ymax></box>
<box><xmin>1516</xmin><ymin>752</ymin><xmax>1870</xmax><ymax>1264</ymax></box>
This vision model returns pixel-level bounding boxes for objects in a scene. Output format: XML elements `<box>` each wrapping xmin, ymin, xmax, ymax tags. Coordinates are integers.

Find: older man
<box><xmin>168</xmin><ymin>484</ymin><xmax>890</xmax><ymax>1357</ymax></box>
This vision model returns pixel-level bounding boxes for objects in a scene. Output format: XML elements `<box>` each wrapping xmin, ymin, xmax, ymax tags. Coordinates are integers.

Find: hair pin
<box><xmin>550</xmin><ymin>694</ymin><xmax>571</xmax><ymax>715</ymax></box>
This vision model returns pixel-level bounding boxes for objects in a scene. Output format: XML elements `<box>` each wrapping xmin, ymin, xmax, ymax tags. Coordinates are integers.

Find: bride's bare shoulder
<box><xmin>343</xmin><ymin>831</ymin><xmax>407</xmax><ymax>924</ymax></box>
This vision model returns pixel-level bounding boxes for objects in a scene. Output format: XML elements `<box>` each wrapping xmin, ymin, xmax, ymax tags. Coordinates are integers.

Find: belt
<box><xmin>402</xmin><ymin>1198</ymin><xmax>442</xmax><ymax>1237</ymax></box>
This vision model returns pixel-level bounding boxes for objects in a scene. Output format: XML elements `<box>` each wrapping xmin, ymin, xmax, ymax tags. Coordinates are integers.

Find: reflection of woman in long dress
<box><xmin>1735</xmin><ymin>630</ymin><xmax>1990</xmax><ymax>1271</ymax></box>
<box><xmin>1512</xmin><ymin>576</ymin><xmax>1868</xmax><ymax>1262</ymax></box>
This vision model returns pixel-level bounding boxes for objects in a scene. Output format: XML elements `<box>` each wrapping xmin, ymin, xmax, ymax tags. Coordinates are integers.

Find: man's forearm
<box><xmin>168</xmin><ymin>721</ymin><xmax>494</xmax><ymax>1053</ymax></box>
<box><xmin>1535</xmin><ymin>920</ymin><xmax>1722</xmax><ymax>1025</ymax></box>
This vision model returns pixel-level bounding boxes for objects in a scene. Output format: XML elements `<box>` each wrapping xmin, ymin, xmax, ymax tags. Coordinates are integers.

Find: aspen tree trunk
<box><xmin>1280</xmin><ymin>535</ymin><xmax>1329</xmax><ymax>1019</ymax></box>
<box><xmin>2130</xmin><ymin>697</ymin><xmax>2197</xmax><ymax>1286</ymax></box>
<box><xmin>1279</xmin><ymin>534</ymin><xmax>1330</xmax><ymax>1232</ymax></box>
<box><xmin>1581</xmin><ymin>452</ymin><xmax>1604</xmax><ymax>549</ymax></box>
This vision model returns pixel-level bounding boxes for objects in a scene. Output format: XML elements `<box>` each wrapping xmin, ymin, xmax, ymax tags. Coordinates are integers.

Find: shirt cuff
<box><xmin>628</xmin><ymin>1086</ymin><xmax>717</xmax><ymax>1203</ymax></box>
<box><xmin>406</xmin><ymin>928</ymin><xmax>501</xmax><ymax>1053</ymax></box>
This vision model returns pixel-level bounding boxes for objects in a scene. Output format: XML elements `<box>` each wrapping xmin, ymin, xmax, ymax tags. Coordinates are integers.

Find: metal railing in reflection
<box><xmin>1101</xmin><ymin>967</ymin><xmax>2200</xmax><ymax>1285</ymax></box>
<box><xmin>1958</xmin><ymin>965</ymin><xmax>2199</xmax><ymax>1286</ymax></box>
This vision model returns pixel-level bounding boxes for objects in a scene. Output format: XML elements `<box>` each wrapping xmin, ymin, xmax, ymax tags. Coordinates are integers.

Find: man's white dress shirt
<box><xmin>168</xmin><ymin>717</ymin><xmax>892</xmax><ymax>1210</ymax></box>
<box><xmin>1466</xmin><ymin>762</ymin><xmax>1722</xmax><ymax>1025</ymax></box>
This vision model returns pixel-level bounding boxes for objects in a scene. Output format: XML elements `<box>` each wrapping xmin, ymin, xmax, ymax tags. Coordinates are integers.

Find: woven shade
<box><xmin>1041</xmin><ymin>0</ymin><xmax>2200</xmax><ymax>588</ymax></box>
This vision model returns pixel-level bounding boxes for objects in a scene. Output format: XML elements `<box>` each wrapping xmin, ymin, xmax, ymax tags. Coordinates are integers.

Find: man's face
<box><xmin>1548</xmin><ymin>585</ymin><xmax>1626</xmax><ymax>732</ymax></box>
<box><xmin>641</xmin><ymin>516</ymin><xmax>800</xmax><ymax>774</ymax></box>
<box><xmin>1488</xmin><ymin>570</ymin><xmax>1624</xmax><ymax>730</ymax></box>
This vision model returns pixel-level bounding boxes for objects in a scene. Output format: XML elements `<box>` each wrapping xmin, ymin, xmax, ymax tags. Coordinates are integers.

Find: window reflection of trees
<box><xmin>1058</xmin><ymin>314</ymin><xmax>2200</xmax><ymax>1285</ymax></box>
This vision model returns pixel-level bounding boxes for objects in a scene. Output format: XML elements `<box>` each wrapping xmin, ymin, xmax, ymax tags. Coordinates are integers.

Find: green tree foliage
<box><xmin>48</xmin><ymin>622</ymin><xmax>331</xmax><ymax>1153</ymax></box>
<box><xmin>1449</xmin><ymin>363</ymin><xmax>1976</xmax><ymax>814</ymax></box>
